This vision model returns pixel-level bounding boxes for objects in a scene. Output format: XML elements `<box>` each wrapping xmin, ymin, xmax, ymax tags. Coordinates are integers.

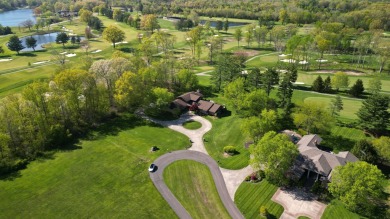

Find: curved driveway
<box><xmin>149</xmin><ymin>150</ymin><xmax>244</xmax><ymax>219</ymax></box>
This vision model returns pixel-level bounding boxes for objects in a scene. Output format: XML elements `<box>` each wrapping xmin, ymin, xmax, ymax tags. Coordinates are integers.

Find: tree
<box><xmin>270</xmin><ymin>26</ymin><xmax>285</xmax><ymax>51</ymax></box>
<box><xmin>102</xmin><ymin>25</ymin><xmax>125</xmax><ymax>48</ymax></box>
<box><xmin>329</xmin><ymin>95</ymin><xmax>343</xmax><ymax>117</ymax></box>
<box><xmin>323</xmin><ymin>76</ymin><xmax>332</xmax><ymax>93</ymax></box>
<box><xmin>7</xmin><ymin>35</ymin><xmax>25</xmax><ymax>54</ymax></box>
<box><xmin>224</xmin><ymin>77</ymin><xmax>246</xmax><ymax>111</ymax></box>
<box><xmin>262</xmin><ymin>68</ymin><xmax>279</xmax><ymax>96</ymax></box>
<box><xmin>372</xmin><ymin>136</ymin><xmax>390</xmax><ymax>163</ymax></box>
<box><xmin>349</xmin><ymin>79</ymin><xmax>364</xmax><ymax>97</ymax></box>
<box><xmin>277</xmin><ymin>72</ymin><xmax>294</xmax><ymax>109</ymax></box>
<box><xmin>241</xmin><ymin>109</ymin><xmax>278</xmax><ymax>143</ymax></box>
<box><xmin>234</xmin><ymin>28</ymin><xmax>243</xmax><ymax>47</ymax></box>
<box><xmin>150</xmin><ymin>87</ymin><xmax>174</xmax><ymax>109</ymax></box>
<box><xmin>312</xmin><ymin>75</ymin><xmax>324</xmax><ymax>92</ymax></box>
<box><xmin>357</xmin><ymin>94</ymin><xmax>389</xmax><ymax>135</ymax></box>
<box><xmin>328</xmin><ymin>161</ymin><xmax>385</xmax><ymax>215</ymax></box>
<box><xmin>25</xmin><ymin>36</ymin><xmax>37</xmax><ymax>51</ymax></box>
<box><xmin>368</xmin><ymin>77</ymin><xmax>381</xmax><ymax>94</ymax></box>
<box><xmin>79</xmin><ymin>9</ymin><xmax>93</xmax><ymax>23</ymax></box>
<box><xmin>21</xmin><ymin>19</ymin><xmax>34</xmax><ymax>31</ymax></box>
<box><xmin>216</xmin><ymin>20</ymin><xmax>223</xmax><ymax>32</ymax></box>
<box><xmin>55</xmin><ymin>32</ymin><xmax>69</xmax><ymax>48</ymax></box>
<box><xmin>351</xmin><ymin>140</ymin><xmax>378</xmax><ymax>164</ymax></box>
<box><xmin>115</xmin><ymin>71</ymin><xmax>149</xmax><ymax>109</ymax></box>
<box><xmin>293</xmin><ymin>102</ymin><xmax>334</xmax><ymax>134</ymax></box>
<box><xmin>331</xmin><ymin>72</ymin><xmax>349</xmax><ymax>91</ymax></box>
<box><xmin>245</xmin><ymin>25</ymin><xmax>254</xmax><ymax>47</ymax></box>
<box><xmin>223</xmin><ymin>19</ymin><xmax>229</xmax><ymax>32</ymax></box>
<box><xmin>249</xmin><ymin>131</ymin><xmax>299</xmax><ymax>186</ymax></box>
<box><xmin>242</xmin><ymin>89</ymin><xmax>270</xmax><ymax>117</ymax></box>
<box><xmin>186</xmin><ymin>26</ymin><xmax>203</xmax><ymax>56</ymax></box>
<box><xmin>141</xmin><ymin>14</ymin><xmax>160</xmax><ymax>34</ymax></box>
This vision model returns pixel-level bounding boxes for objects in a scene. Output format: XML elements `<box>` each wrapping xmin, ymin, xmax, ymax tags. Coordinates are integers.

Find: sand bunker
<box><xmin>33</xmin><ymin>60</ymin><xmax>50</xmax><ymax>65</ymax></box>
<box><xmin>280</xmin><ymin>59</ymin><xmax>295</xmax><ymax>63</ymax></box>
<box><xmin>59</xmin><ymin>52</ymin><xmax>67</xmax><ymax>55</ymax></box>
<box><xmin>114</xmin><ymin>41</ymin><xmax>128</xmax><ymax>45</ymax></box>
<box><xmin>294</xmin><ymin>82</ymin><xmax>305</xmax><ymax>85</ymax></box>
<box><xmin>0</xmin><ymin>58</ymin><xmax>12</xmax><ymax>62</ymax></box>
<box><xmin>299</xmin><ymin>60</ymin><xmax>309</xmax><ymax>64</ymax></box>
<box><xmin>316</xmin><ymin>59</ymin><xmax>328</xmax><ymax>63</ymax></box>
<box><xmin>91</xmin><ymin>49</ymin><xmax>102</xmax><ymax>54</ymax></box>
<box><xmin>65</xmin><ymin>53</ymin><xmax>76</xmax><ymax>57</ymax></box>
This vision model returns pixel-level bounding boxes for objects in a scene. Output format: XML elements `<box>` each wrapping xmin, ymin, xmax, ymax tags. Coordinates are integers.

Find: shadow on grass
<box><xmin>320</xmin><ymin>135</ymin><xmax>356</xmax><ymax>152</ymax></box>
<box><xmin>18</xmin><ymin>53</ymin><xmax>37</xmax><ymax>57</ymax></box>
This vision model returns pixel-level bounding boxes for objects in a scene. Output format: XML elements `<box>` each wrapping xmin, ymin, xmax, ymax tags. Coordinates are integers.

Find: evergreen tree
<box><xmin>312</xmin><ymin>75</ymin><xmax>324</xmax><ymax>92</ymax></box>
<box><xmin>277</xmin><ymin>72</ymin><xmax>294</xmax><ymax>109</ymax></box>
<box><xmin>71</xmin><ymin>36</ymin><xmax>76</xmax><ymax>44</ymax></box>
<box><xmin>7</xmin><ymin>35</ymin><xmax>24</xmax><ymax>54</ymax></box>
<box><xmin>223</xmin><ymin>19</ymin><xmax>229</xmax><ymax>32</ymax></box>
<box><xmin>357</xmin><ymin>94</ymin><xmax>389</xmax><ymax>135</ymax></box>
<box><xmin>262</xmin><ymin>68</ymin><xmax>279</xmax><ymax>96</ymax></box>
<box><xmin>323</xmin><ymin>76</ymin><xmax>332</xmax><ymax>93</ymax></box>
<box><xmin>56</xmin><ymin>32</ymin><xmax>69</xmax><ymax>48</ymax></box>
<box><xmin>349</xmin><ymin>79</ymin><xmax>364</xmax><ymax>97</ymax></box>
<box><xmin>329</xmin><ymin>95</ymin><xmax>343</xmax><ymax>117</ymax></box>
<box><xmin>25</xmin><ymin>36</ymin><xmax>37</xmax><ymax>51</ymax></box>
<box><xmin>351</xmin><ymin>140</ymin><xmax>378</xmax><ymax>164</ymax></box>
<box><xmin>216</xmin><ymin>20</ymin><xmax>223</xmax><ymax>32</ymax></box>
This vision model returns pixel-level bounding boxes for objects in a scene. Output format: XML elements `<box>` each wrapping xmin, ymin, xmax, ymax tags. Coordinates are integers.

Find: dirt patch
<box><xmin>223</xmin><ymin>152</ymin><xmax>231</xmax><ymax>158</ymax></box>
<box><xmin>309</xmin><ymin>70</ymin><xmax>366</xmax><ymax>76</ymax></box>
<box><xmin>233</xmin><ymin>50</ymin><xmax>259</xmax><ymax>57</ymax></box>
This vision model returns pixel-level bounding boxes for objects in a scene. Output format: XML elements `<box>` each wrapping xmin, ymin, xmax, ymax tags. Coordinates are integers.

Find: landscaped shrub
<box><xmin>245</xmin><ymin>175</ymin><xmax>251</xmax><ymax>181</ymax></box>
<box><xmin>260</xmin><ymin>206</ymin><xmax>268</xmax><ymax>217</ymax></box>
<box><xmin>223</xmin><ymin>146</ymin><xmax>237</xmax><ymax>155</ymax></box>
<box><xmin>258</xmin><ymin>170</ymin><xmax>265</xmax><ymax>180</ymax></box>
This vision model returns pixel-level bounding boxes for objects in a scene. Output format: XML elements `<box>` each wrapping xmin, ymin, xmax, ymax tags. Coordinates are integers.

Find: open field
<box><xmin>0</xmin><ymin>114</ymin><xmax>188</xmax><ymax>218</ymax></box>
<box><xmin>235</xmin><ymin>181</ymin><xmax>284</xmax><ymax>219</ymax></box>
<box><xmin>163</xmin><ymin>160</ymin><xmax>231</xmax><ymax>219</ymax></box>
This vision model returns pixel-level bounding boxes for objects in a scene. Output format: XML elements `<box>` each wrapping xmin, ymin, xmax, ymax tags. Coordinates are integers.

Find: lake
<box><xmin>199</xmin><ymin>20</ymin><xmax>250</xmax><ymax>27</ymax></box>
<box><xmin>20</xmin><ymin>32</ymin><xmax>83</xmax><ymax>52</ymax></box>
<box><xmin>0</xmin><ymin>9</ymin><xmax>36</xmax><ymax>27</ymax></box>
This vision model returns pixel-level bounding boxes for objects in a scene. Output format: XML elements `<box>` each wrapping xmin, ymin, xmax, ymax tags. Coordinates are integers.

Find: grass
<box><xmin>298</xmin><ymin>216</ymin><xmax>310</xmax><ymax>219</ymax></box>
<box><xmin>321</xmin><ymin>200</ymin><xmax>364</xmax><ymax>219</ymax></box>
<box><xmin>182</xmin><ymin>120</ymin><xmax>202</xmax><ymax>130</ymax></box>
<box><xmin>235</xmin><ymin>181</ymin><xmax>284</xmax><ymax>219</ymax></box>
<box><xmin>204</xmin><ymin>113</ymin><xmax>250</xmax><ymax>170</ymax></box>
<box><xmin>163</xmin><ymin>160</ymin><xmax>231</xmax><ymax>219</ymax></box>
<box><xmin>304</xmin><ymin>97</ymin><xmax>362</xmax><ymax>120</ymax></box>
<box><xmin>0</xmin><ymin>114</ymin><xmax>188</xmax><ymax>218</ymax></box>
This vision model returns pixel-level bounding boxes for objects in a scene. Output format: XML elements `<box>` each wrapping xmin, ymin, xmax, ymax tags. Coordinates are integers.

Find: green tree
<box><xmin>215</xmin><ymin>20</ymin><xmax>223</xmax><ymax>32</ymax></box>
<box><xmin>368</xmin><ymin>77</ymin><xmax>381</xmax><ymax>94</ymax></box>
<box><xmin>262</xmin><ymin>68</ymin><xmax>279</xmax><ymax>96</ymax></box>
<box><xmin>277</xmin><ymin>72</ymin><xmax>294</xmax><ymax>109</ymax></box>
<box><xmin>249</xmin><ymin>131</ymin><xmax>299</xmax><ymax>186</ymax></box>
<box><xmin>293</xmin><ymin>102</ymin><xmax>334</xmax><ymax>134</ymax></box>
<box><xmin>351</xmin><ymin>140</ymin><xmax>378</xmax><ymax>164</ymax></box>
<box><xmin>323</xmin><ymin>76</ymin><xmax>332</xmax><ymax>93</ymax></box>
<box><xmin>357</xmin><ymin>94</ymin><xmax>390</xmax><ymax>135</ymax></box>
<box><xmin>224</xmin><ymin>77</ymin><xmax>246</xmax><ymax>111</ymax></box>
<box><xmin>329</xmin><ymin>95</ymin><xmax>343</xmax><ymax>117</ymax></box>
<box><xmin>150</xmin><ymin>87</ymin><xmax>174</xmax><ymax>109</ymax></box>
<box><xmin>223</xmin><ymin>19</ymin><xmax>229</xmax><ymax>32</ymax></box>
<box><xmin>25</xmin><ymin>36</ymin><xmax>37</xmax><ymax>51</ymax></box>
<box><xmin>186</xmin><ymin>26</ymin><xmax>203</xmax><ymax>56</ymax></box>
<box><xmin>102</xmin><ymin>25</ymin><xmax>125</xmax><ymax>48</ymax></box>
<box><xmin>328</xmin><ymin>161</ymin><xmax>385</xmax><ymax>215</ymax></box>
<box><xmin>55</xmin><ymin>32</ymin><xmax>69</xmax><ymax>48</ymax></box>
<box><xmin>212</xmin><ymin>53</ymin><xmax>241</xmax><ymax>91</ymax></box>
<box><xmin>241</xmin><ymin>109</ymin><xmax>278</xmax><ymax>143</ymax></box>
<box><xmin>372</xmin><ymin>136</ymin><xmax>390</xmax><ymax>163</ymax></box>
<box><xmin>312</xmin><ymin>75</ymin><xmax>324</xmax><ymax>92</ymax></box>
<box><xmin>349</xmin><ymin>79</ymin><xmax>364</xmax><ymax>97</ymax></box>
<box><xmin>174</xmin><ymin>69</ymin><xmax>199</xmax><ymax>92</ymax></box>
<box><xmin>242</xmin><ymin>89</ymin><xmax>270</xmax><ymax>117</ymax></box>
<box><xmin>79</xmin><ymin>9</ymin><xmax>93</xmax><ymax>23</ymax></box>
<box><xmin>331</xmin><ymin>72</ymin><xmax>349</xmax><ymax>91</ymax></box>
<box><xmin>234</xmin><ymin>28</ymin><xmax>243</xmax><ymax>47</ymax></box>
<box><xmin>141</xmin><ymin>14</ymin><xmax>160</xmax><ymax>34</ymax></box>
<box><xmin>115</xmin><ymin>71</ymin><xmax>149</xmax><ymax>109</ymax></box>
<box><xmin>7</xmin><ymin>35</ymin><xmax>25</xmax><ymax>54</ymax></box>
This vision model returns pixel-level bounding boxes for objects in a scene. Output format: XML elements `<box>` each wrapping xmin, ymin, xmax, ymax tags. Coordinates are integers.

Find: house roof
<box><xmin>297</xmin><ymin>134</ymin><xmax>358</xmax><ymax>178</ymax></box>
<box><xmin>209</xmin><ymin>103</ymin><xmax>222</xmax><ymax>114</ymax></box>
<box><xmin>172</xmin><ymin>98</ymin><xmax>189</xmax><ymax>108</ymax></box>
<box><xmin>178</xmin><ymin>91</ymin><xmax>202</xmax><ymax>103</ymax></box>
<box><xmin>198</xmin><ymin>100</ymin><xmax>213</xmax><ymax>112</ymax></box>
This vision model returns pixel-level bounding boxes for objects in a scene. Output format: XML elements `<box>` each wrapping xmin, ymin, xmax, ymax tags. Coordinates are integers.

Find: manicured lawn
<box><xmin>298</xmin><ymin>216</ymin><xmax>310</xmax><ymax>219</ymax></box>
<box><xmin>204</xmin><ymin>114</ymin><xmax>250</xmax><ymax>170</ymax></box>
<box><xmin>321</xmin><ymin>200</ymin><xmax>364</xmax><ymax>219</ymax></box>
<box><xmin>0</xmin><ymin>114</ymin><xmax>188</xmax><ymax>218</ymax></box>
<box><xmin>182</xmin><ymin>120</ymin><xmax>202</xmax><ymax>130</ymax></box>
<box><xmin>235</xmin><ymin>181</ymin><xmax>284</xmax><ymax>219</ymax></box>
<box><xmin>163</xmin><ymin>160</ymin><xmax>231</xmax><ymax>219</ymax></box>
<box><xmin>304</xmin><ymin>97</ymin><xmax>362</xmax><ymax>120</ymax></box>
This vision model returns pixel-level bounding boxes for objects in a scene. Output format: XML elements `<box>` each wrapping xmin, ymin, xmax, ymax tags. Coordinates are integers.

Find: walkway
<box><xmin>150</xmin><ymin>150</ymin><xmax>244</xmax><ymax>219</ymax></box>
<box><xmin>272</xmin><ymin>188</ymin><xmax>327</xmax><ymax>219</ymax></box>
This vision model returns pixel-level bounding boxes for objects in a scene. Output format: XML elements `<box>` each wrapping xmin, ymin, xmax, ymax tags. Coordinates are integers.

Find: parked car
<box><xmin>148</xmin><ymin>163</ymin><xmax>156</xmax><ymax>172</ymax></box>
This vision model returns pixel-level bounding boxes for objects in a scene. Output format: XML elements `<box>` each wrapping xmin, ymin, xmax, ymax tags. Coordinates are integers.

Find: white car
<box><xmin>148</xmin><ymin>163</ymin><xmax>156</xmax><ymax>172</ymax></box>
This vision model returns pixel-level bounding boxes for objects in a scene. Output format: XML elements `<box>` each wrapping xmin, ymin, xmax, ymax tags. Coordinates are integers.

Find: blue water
<box><xmin>199</xmin><ymin>20</ymin><xmax>249</xmax><ymax>27</ymax></box>
<box><xmin>0</xmin><ymin>9</ymin><xmax>36</xmax><ymax>27</ymax></box>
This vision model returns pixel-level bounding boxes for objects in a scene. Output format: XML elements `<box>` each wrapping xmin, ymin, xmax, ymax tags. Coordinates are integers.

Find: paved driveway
<box><xmin>272</xmin><ymin>188</ymin><xmax>327</xmax><ymax>219</ymax></box>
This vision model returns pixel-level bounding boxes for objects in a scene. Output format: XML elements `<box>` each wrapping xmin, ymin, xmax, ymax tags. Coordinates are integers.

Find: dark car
<box><xmin>148</xmin><ymin>163</ymin><xmax>156</xmax><ymax>172</ymax></box>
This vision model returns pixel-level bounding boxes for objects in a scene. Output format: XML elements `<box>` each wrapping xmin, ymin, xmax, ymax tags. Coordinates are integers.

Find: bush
<box><xmin>259</xmin><ymin>206</ymin><xmax>268</xmax><ymax>217</ymax></box>
<box><xmin>258</xmin><ymin>170</ymin><xmax>265</xmax><ymax>180</ymax></box>
<box><xmin>223</xmin><ymin>146</ymin><xmax>237</xmax><ymax>155</ymax></box>
<box><xmin>245</xmin><ymin>175</ymin><xmax>251</xmax><ymax>181</ymax></box>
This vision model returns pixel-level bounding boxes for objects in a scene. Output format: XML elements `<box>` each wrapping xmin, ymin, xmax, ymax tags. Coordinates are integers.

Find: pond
<box><xmin>20</xmin><ymin>32</ymin><xmax>83</xmax><ymax>52</ymax></box>
<box><xmin>199</xmin><ymin>20</ymin><xmax>250</xmax><ymax>28</ymax></box>
<box><xmin>0</xmin><ymin>9</ymin><xmax>36</xmax><ymax>27</ymax></box>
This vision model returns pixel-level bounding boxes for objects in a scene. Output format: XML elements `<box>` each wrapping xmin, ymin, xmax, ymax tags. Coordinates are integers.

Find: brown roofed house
<box><xmin>198</xmin><ymin>100</ymin><xmax>214</xmax><ymax>114</ymax></box>
<box><xmin>178</xmin><ymin>91</ymin><xmax>203</xmax><ymax>104</ymax></box>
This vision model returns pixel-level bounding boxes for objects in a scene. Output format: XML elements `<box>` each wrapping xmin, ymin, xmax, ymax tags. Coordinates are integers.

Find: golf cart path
<box><xmin>150</xmin><ymin>150</ymin><xmax>244</xmax><ymax>219</ymax></box>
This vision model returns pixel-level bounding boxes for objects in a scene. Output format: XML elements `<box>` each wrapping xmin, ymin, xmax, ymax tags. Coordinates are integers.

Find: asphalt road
<box><xmin>149</xmin><ymin>150</ymin><xmax>245</xmax><ymax>219</ymax></box>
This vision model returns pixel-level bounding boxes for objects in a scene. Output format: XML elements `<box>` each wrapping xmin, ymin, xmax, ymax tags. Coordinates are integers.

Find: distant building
<box><xmin>171</xmin><ymin>91</ymin><xmax>222</xmax><ymax>116</ymax></box>
<box><xmin>291</xmin><ymin>134</ymin><xmax>359</xmax><ymax>182</ymax></box>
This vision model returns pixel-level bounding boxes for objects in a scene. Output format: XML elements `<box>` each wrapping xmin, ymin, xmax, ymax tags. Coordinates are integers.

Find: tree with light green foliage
<box><xmin>234</xmin><ymin>28</ymin><xmax>243</xmax><ymax>47</ymax></box>
<box><xmin>224</xmin><ymin>77</ymin><xmax>246</xmax><ymax>111</ymax></box>
<box><xmin>150</xmin><ymin>87</ymin><xmax>174</xmax><ymax>109</ymax></box>
<box><xmin>368</xmin><ymin>76</ymin><xmax>382</xmax><ymax>94</ymax></box>
<box><xmin>293</xmin><ymin>102</ymin><xmax>334</xmax><ymax>134</ymax></box>
<box><xmin>329</xmin><ymin>95</ymin><xmax>343</xmax><ymax>117</ymax></box>
<box><xmin>331</xmin><ymin>72</ymin><xmax>349</xmax><ymax>91</ymax></box>
<box><xmin>241</xmin><ymin>109</ymin><xmax>278</xmax><ymax>143</ymax></box>
<box><xmin>328</xmin><ymin>161</ymin><xmax>385</xmax><ymax>216</ymax></box>
<box><xmin>249</xmin><ymin>131</ymin><xmax>298</xmax><ymax>186</ymax></box>
<box><xmin>102</xmin><ymin>25</ymin><xmax>125</xmax><ymax>48</ymax></box>
<box><xmin>372</xmin><ymin>136</ymin><xmax>390</xmax><ymax>163</ymax></box>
